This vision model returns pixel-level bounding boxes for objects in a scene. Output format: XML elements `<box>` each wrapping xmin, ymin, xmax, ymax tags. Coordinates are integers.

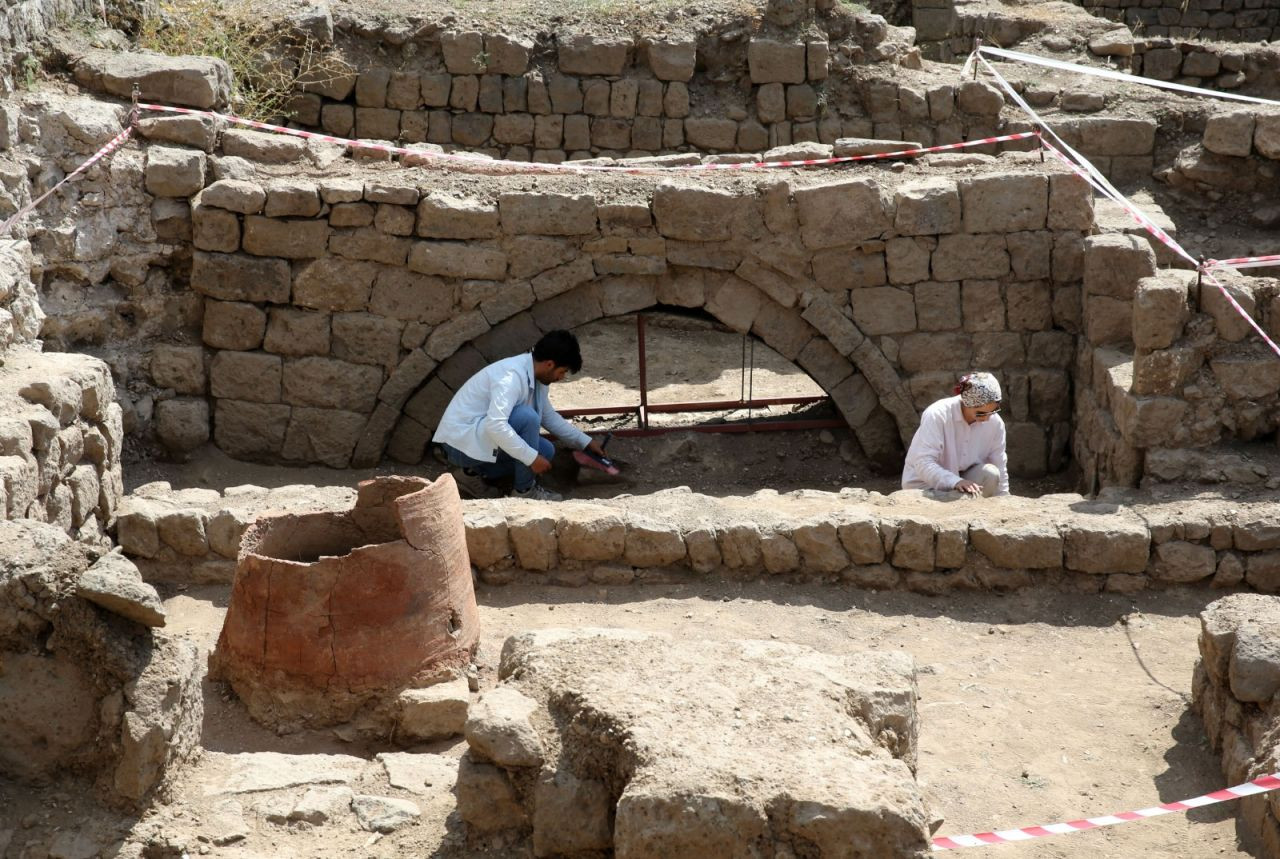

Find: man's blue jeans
<box><xmin>440</xmin><ymin>404</ymin><xmax>553</xmax><ymax>492</ymax></box>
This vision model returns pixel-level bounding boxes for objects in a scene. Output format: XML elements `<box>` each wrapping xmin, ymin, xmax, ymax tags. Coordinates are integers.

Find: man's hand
<box><xmin>955</xmin><ymin>480</ymin><xmax>982</xmax><ymax>496</ymax></box>
<box><xmin>530</xmin><ymin>455</ymin><xmax>553</xmax><ymax>474</ymax></box>
<box><xmin>586</xmin><ymin>439</ymin><xmax>607</xmax><ymax>458</ymax></box>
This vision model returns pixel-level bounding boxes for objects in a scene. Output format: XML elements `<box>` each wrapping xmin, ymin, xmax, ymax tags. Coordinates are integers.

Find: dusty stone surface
<box><xmin>454</xmin><ymin>627</ymin><xmax>928</xmax><ymax>855</ymax></box>
<box><xmin>75</xmin><ymin>549</ymin><xmax>166</xmax><ymax>627</ymax></box>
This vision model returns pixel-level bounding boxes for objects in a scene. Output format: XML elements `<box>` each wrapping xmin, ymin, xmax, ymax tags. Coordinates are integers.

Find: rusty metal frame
<box><xmin>558</xmin><ymin>313</ymin><xmax>840</xmax><ymax>436</ymax></box>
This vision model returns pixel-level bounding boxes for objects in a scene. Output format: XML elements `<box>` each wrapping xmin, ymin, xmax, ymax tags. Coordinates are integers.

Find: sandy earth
<box><xmin>0</xmin><ymin>581</ymin><xmax>1253</xmax><ymax>857</ymax></box>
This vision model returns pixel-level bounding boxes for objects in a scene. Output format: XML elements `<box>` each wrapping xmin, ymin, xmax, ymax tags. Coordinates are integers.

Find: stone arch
<box><xmin>364</xmin><ymin>272</ymin><xmax>921</xmax><ymax>468</ymax></box>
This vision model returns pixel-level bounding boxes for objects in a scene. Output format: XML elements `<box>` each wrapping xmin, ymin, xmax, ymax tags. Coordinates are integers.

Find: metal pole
<box><xmin>637</xmin><ymin>313</ymin><xmax>649</xmax><ymax>430</ymax></box>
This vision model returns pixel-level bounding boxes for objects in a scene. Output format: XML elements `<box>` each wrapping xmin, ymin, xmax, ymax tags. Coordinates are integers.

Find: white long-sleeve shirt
<box><xmin>901</xmin><ymin>395</ymin><xmax>1009</xmax><ymax>495</ymax></box>
<box><xmin>432</xmin><ymin>353</ymin><xmax>591</xmax><ymax>466</ymax></box>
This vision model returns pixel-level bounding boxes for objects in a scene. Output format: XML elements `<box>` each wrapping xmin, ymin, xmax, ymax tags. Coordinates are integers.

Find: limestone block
<box><xmin>486</xmin><ymin>34</ymin><xmax>533</xmax><ymax>75</ymax></box>
<box><xmin>1255</xmin><ymin>112</ymin><xmax>1280</xmax><ymax>160</ymax></box>
<box><xmin>202</xmin><ymin>300</ymin><xmax>266</xmax><ymax>351</ymax></box>
<box><xmin>792</xmin><ymin>521</ymin><xmax>851</xmax><ymax>573</ymax></box>
<box><xmin>78</xmin><ymin>550</ymin><xmax>166</xmax><ymax>627</ymax></box>
<box><xmin>624</xmin><ymin>516</ymin><xmax>687</xmax><ymax>567</ymax></box>
<box><xmin>1150</xmin><ymin>540</ymin><xmax>1216</xmax><ymax>583</ymax></box>
<box><xmin>556</xmin><ymin>506</ymin><xmax>626</xmax><ymax>561</ymax></box>
<box><xmin>207</xmin><ymin>507</ymin><xmax>252</xmax><ymax>558</ymax></box>
<box><xmin>836</xmin><ymin>519</ymin><xmax>884</xmax><ymax>564</ymax></box>
<box><xmin>281</xmin><ymin>407</ymin><xmax>366</xmax><ymax>467</ymax></box>
<box><xmin>191</xmin><ymin>252</ymin><xmax>289</xmax><ymax>303</ymax></box>
<box><xmin>1200</xmin><ymin>278</ymin><xmax>1257</xmax><ymax>342</ymax></box>
<box><xmin>533</xmin><ymin>769</ymin><xmax>613</xmax><ymax>854</ymax></box>
<box><xmin>1084</xmin><ymin>294</ymin><xmax>1133</xmax><ymax>347</ymax></box>
<box><xmin>885</xmin><ymin>237</ymin><xmax>932</xmax><ymax>285</ymax></box>
<box><xmin>1247</xmin><ymin>551</ymin><xmax>1280</xmax><ymax>591</ymax></box>
<box><xmin>191</xmin><ymin>203</ymin><xmax>239</xmax><ymax>253</ymax></box>
<box><xmin>558</xmin><ymin>34</ymin><xmax>630</xmax><ymax>76</ymax></box>
<box><xmin>198</xmin><ymin>180</ymin><xmax>264</xmax><ymax>215</ymax></box>
<box><xmin>137</xmin><ymin>114</ymin><xmax>218</xmax><ymax>151</ymax></box>
<box><xmin>152</xmin><ymin>198</ymin><xmax>192</xmax><ymax>242</ymax></box>
<box><xmin>531</xmin><ymin>258</ymin><xmax>594</xmax><ymax>301</ymax></box>
<box><xmin>117</xmin><ymin>501</ymin><xmax>161</xmax><ymax>558</ymax></box>
<box><xmin>1083</xmin><ymin>234</ymin><xmax>1157</xmax><ymax>299</ymax></box>
<box><xmin>752</xmin><ymin>303</ymin><xmax>812</xmax><ymax>360</ymax></box>
<box><xmin>370</xmin><ymin>269</ymin><xmax>454</xmax><ymax>324</ymax></box>
<box><xmin>221</xmin><ymin>128</ymin><xmax>307</xmax><ymax>163</ymax></box>
<box><xmin>796</xmin><ymin>338</ymin><xmax>854</xmax><ymax>390</ymax></box>
<box><xmin>1204</xmin><ymin>109</ymin><xmax>1255</xmax><ymax>158</ymax></box>
<box><xmin>508</xmin><ymin>509</ymin><xmax>557</xmax><ymax>570</ymax></box>
<box><xmin>969</xmin><ymin>521</ymin><xmax>1062</xmax><ymax>568</ymax></box>
<box><xmin>685</xmin><ymin>118</ymin><xmax>738</xmax><ymax>151</ymax></box>
<box><xmin>331</xmin><ymin>227</ymin><xmax>411</xmax><ymax>265</ymax></box>
<box><xmin>760</xmin><ymin>530</ymin><xmax>800</xmax><ymax>574</ymax></box>
<box><xmin>894</xmin><ymin>179</ymin><xmax>960</xmax><ymax>236</ymax></box>
<box><xmin>242</xmin><ymin>216</ymin><xmax>329</xmax><ymax>259</ymax></box>
<box><xmin>1088</xmin><ymin>28</ymin><xmax>1134</xmax><ymax>57</ymax></box>
<box><xmin>793</xmin><ymin>178</ymin><xmax>891</xmax><ymax>249</ymax></box>
<box><xmin>265</xmin><ymin>309</ymin><xmax>330</xmax><ymax>357</ymax></box>
<box><xmin>417</xmin><ymin>193</ymin><xmax>500</xmax><ymax>239</ymax></box>
<box><xmin>1132</xmin><ymin>275</ymin><xmax>1189</xmax><ymax>350</ymax></box>
<box><xmin>960</xmin><ymin>173</ymin><xmax>1048</xmax><ymax>233</ymax></box>
<box><xmin>408</xmin><ymin>241</ymin><xmax>507</xmax><ymax>280</ymax></box>
<box><xmin>260</xmin><ymin>181</ymin><xmax>320</xmax><ymax>218</ymax></box>
<box><xmin>214</xmin><ymin>400</ymin><xmax>291</xmax><ymax>458</ymax></box>
<box><xmin>68</xmin><ymin>463</ymin><xmax>100</xmax><ymax>527</ymax></box>
<box><xmin>352</xmin><ymin>795</ymin><xmax>420</xmax><ymax>833</ymax></box>
<box><xmin>748</xmin><ymin>39</ymin><xmax>806</xmax><ymax>84</ymax></box>
<box><xmin>653</xmin><ymin>182</ymin><xmax>742</xmax><ymax>241</ymax></box>
<box><xmin>397</xmin><ymin>677</ymin><xmax>470</xmax><ymax>741</ymax></box>
<box><xmin>209</xmin><ymin>351</ymin><xmax>281</xmax><ymax>404</ymax></box>
<box><xmin>282</xmin><ymin>357</ymin><xmax>381</xmax><ymax>412</ymax></box>
<box><xmin>890</xmin><ymin>518</ymin><xmax>934</xmax><ymax>571</ymax></box>
<box><xmin>1227</xmin><ymin>623</ymin><xmax>1280</xmax><ymax>702</ymax></box>
<box><xmin>956</xmin><ymin>81</ymin><xmax>1004</xmax><ymax>115</ymax></box>
<box><xmin>1047</xmin><ymin>173</ymin><xmax>1094</xmax><ymax>231</ymax></box>
<box><xmin>466</xmin><ymin>685</ymin><xmax>543</xmax><ymax>767</ymax></box>
<box><xmin>330</xmin><ymin>313</ymin><xmax>401</xmax><ymax>369</ymax></box>
<box><xmin>457</xmin><ymin>756</ymin><xmax>527</xmax><ymax>831</ymax></box>
<box><xmin>89</xmin><ymin>50</ymin><xmax>230</xmax><ymax>109</ymax></box>
<box><xmin>1063</xmin><ymin>516</ymin><xmax>1149</xmax><ymax>573</ymax></box>
<box><xmin>705</xmin><ymin>277</ymin><xmax>765</xmax><ymax>334</ymax></box>
<box><xmin>154</xmin><ymin>398</ymin><xmax>210</xmax><ymax>454</ymax></box>
<box><xmin>157</xmin><ymin>508</ymin><xmax>209</xmax><ymax>556</ymax></box>
<box><xmin>933</xmin><ymin>235</ymin><xmax>1009</xmax><ymax>281</ymax></box>
<box><xmin>151</xmin><ymin>345</ymin><xmax>206</xmax><ymax>395</ymax></box>
<box><xmin>646</xmin><ymin>39</ymin><xmax>696</xmax><ymax>81</ymax></box>
<box><xmin>850</xmin><ymin>287</ymin><xmax>915</xmax><ymax>335</ymax></box>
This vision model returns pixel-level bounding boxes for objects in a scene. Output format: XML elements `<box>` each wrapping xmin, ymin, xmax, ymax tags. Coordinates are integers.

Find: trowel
<box><xmin>573</xmin><ymin>432</ymin><xmax>621</xmax><ymax>476</ymax></box>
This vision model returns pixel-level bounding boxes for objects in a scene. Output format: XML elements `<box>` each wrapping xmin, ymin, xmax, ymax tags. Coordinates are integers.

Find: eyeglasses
<box><xmin>973</xmin><ymin>406</ymin><xmax>1001</xmax><ymax>417</ymax></box>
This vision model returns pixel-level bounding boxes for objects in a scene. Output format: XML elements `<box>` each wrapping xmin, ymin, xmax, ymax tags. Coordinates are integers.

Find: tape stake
<box><xmin>932</xmin><ymin>772</ymin><xmax>1280</xmax><ymax>850</ymax></box>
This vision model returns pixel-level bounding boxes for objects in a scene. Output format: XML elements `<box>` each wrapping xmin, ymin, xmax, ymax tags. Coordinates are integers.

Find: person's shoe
<box><xmin>451</xmin><ymin>467</ymin><xmax>499</xmax><ymax>499</ymax></box>
<box><xmin>511</xmin><ymin>482</ymin><xmax>563</xmax><ymax>502</ymax></box>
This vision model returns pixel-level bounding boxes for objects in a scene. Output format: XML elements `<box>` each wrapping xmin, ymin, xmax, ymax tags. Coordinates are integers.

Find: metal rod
<box><xmin>746</xmin><ymin>337</ymin><xmax>755</xmax><ymax>426</ymax></box>
<box><xmin>560</xmin><ymin>394</ymin><xmax>832</xmax><ymax>419</ymax></box>
<box><xmin>607</xmin><ymin>419</ymin><xmax>845</xmax><ymax>438</ymax></box>
<box><xmin>637</xmin><ymin>313</ymin><xmax>648</xmax><ymax>430</ymax></box>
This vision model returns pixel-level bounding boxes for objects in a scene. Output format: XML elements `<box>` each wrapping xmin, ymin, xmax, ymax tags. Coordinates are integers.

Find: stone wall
<box><xmin>1194</xmin><ymin>594</ymin><xmax>1280</xmax><ymax>855</ymax></box>
<box><xmin>138</xmin><ymin>144</ymin><xmax>1094</xmax><ymax>475</ymax></box>
<box><xmin>1172</xmin><ymin>106</ymin><xmax>1280</xmax><ymax>199</ymax></box>
<box><xmin>0</xmin><ymin>0</ymin><xmax>99</xmax><ymax>95</ymax></box>
<box><xmin>0</xmin><ymin>239</ymin><xmax>45</xmax><ymax>351</ymax></box>
<box><xmin>118</xmin><ymin>481</ymin><xmax>1280</xmax><ymax>593</ymax></box>
<box><xmin>1081</xmin><ymin>0</ymin><xmax>1280</xmax><ymax>43</ymax></box>
<box><xmin>1071</xmin><ymin>234</ymin><xmax>1280</xmax><ymax>490</ymax></box>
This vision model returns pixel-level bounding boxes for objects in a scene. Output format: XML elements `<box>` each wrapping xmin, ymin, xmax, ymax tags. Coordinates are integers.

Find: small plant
<box><xmin>20</xmin><ymin>55</ymin><xmax>40</xmax><ymax>90</ymax></box>
<box><xmin>136</xmin><ymin>0</ymin><xmax>351</xmax><ymax>122</ymax></box>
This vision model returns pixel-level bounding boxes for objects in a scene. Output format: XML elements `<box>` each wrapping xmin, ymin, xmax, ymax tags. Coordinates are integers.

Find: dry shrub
<box><xmin>135</xmin><ymin>0</ymin><xmax>350</xmax><ymax>121</ymax></box>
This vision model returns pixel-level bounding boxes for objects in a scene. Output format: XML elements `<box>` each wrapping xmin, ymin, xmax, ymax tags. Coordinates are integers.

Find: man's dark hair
<box><xmin>532</xmin><ymin>329</ymin><xmax>583</xmax><ymax>373</ymax></box>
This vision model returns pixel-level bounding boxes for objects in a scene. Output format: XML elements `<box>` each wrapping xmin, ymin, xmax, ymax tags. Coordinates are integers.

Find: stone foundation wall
<box><xmin>118</xmin><ymin>482</ymin><xmax>1280</xmax><ymax>595</ymax></box>
<box><xmin>1173</xmin><ymin>106</ymin><xmax>1280</xmax><ymax>197</ymax></box>
<box><xmin>1084</xmin><ymin>0</ymin><xmax>1280</xmax><ymax>44</ymax></box>
<box><xmin>0</xmin><ymin>517</ymin><xmax>202</xmax><ymax>809</ymax></box>
<box><xmin>139</xmin><ymin>146</ymin><xmax>1093</xmax><ymax>474</ymax></box>
<box><xmin>1071</xmin><ymin>234</ymin><xmax>1280</xmax><ymax>490</ymax></box>
<box><xmin>1194</xmin><ymin>594</ymin><xmax>1280</xmax><ymax>855</ymax></box>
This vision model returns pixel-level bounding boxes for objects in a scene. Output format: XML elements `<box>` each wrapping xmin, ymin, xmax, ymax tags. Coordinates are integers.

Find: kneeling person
<box><xmin>901</xmin><ymin>371</ymin><xmax>1009</xmax><ymax>498</ymax></box>
<box><xmin>433</xmin><ymin>330</ymin><xmax>607</xmax><ymax>501</ymax></box>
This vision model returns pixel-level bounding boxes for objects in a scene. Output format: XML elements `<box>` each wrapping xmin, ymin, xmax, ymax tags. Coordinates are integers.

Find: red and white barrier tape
<box><xmin>974</xmin><ymin>45</ymin><xmax>1280</xmax><ymax>107</ymax></box>
<box><xmin>137</xmin><ymin>102</ymin><xmax>1035</xmax><ymax>173</ymax></box>
<box><xmin>971</xmin><ymin>51</ymin><xmax>1280</xmax><ymax>360</ymax></box>
<box><xmin>1205</xmin><ymin>253</ymin><xmax>1280</xmax><ymax>271</ymax></box>
<box><xmin>933</xmin><ymin>771</ymin><xmax>1280</xmax><ymax>850</ymax></box>
<box><xmin>0</xmin><ymin>124</ymin><xmax>134</xmax><ymax>238</ymax></box>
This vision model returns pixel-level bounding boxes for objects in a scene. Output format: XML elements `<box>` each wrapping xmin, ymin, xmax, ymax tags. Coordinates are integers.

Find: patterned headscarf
<box><xmin>955</xmin><ymin>372</ymin><xmax>1002</xmax><ymax>407</ymax></box>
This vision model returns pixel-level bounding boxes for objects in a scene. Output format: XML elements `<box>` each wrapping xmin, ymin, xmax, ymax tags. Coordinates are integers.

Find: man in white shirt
<box><xmin>901</xmin><ymin>371</ymin><xmax>1010</xmax><ymax>497</ymax></box>
<box><xmin>432</xmin><ymin>329</ymin><xmax>607</xmax><ymax>501</ymax></box>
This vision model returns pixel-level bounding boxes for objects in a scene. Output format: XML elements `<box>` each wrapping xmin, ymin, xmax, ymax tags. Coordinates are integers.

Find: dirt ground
<box><xmin>0</xmin><ymin>582</ymin><xmax>1255</xmax><ymax>857</ymax></box>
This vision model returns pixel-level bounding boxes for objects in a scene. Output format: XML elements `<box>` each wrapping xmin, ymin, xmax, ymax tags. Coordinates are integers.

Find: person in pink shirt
<box><xmin>901</xmin><ymin>372</ymin><xmax>1010</xmax><ymax>497</ymax></box>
